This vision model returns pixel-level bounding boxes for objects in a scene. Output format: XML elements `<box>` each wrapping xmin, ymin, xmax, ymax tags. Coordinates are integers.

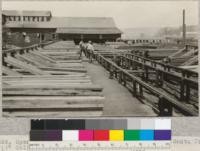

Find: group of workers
<box><xmin>79</xmin><ymin>40</ymin><xmax>95</xmax><ymax>63</ymax></box>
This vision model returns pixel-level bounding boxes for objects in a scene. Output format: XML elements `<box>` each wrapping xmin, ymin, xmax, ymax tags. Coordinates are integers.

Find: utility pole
<box><xmin>182</xmin><ymin>9</ymin><xmax>186</xmax><ymax>46</ymax></box>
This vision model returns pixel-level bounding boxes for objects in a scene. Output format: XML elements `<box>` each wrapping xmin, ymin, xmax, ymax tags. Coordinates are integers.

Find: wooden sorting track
<box><xmin>85</xmin><ymin>45</ymin><xmax>198</xmax><ymax>116</ymax></box>
<box><xmin>2</xmin><ymin>41</ymin><xmax>105</xmax><ymax>117</ymax></box>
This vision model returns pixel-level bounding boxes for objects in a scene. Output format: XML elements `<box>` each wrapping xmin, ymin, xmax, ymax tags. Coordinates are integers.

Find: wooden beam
<box><xmin>4</xmin><ymin>56</ymin><xmax>49</xmax><ymax>75</ymax></box>
<box><xmin>2</xmin><ymin>66</ymin><xmax>22</xmax><ymax>76</ymax></box>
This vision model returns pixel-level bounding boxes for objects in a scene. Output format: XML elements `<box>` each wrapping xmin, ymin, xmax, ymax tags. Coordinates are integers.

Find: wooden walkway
<box><xmin>2</xmin><ymin>41</ymin><xmax>104</xmax><ymax>117</ymax></box>
<box><xmin>84</xmin><ymin>62</ymin><xmax>156</xmax><ymax>116</ymax></box>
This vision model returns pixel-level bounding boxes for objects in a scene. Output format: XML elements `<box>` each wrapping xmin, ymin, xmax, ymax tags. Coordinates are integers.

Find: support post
<box><xmin>132</xmin><ymin>80</ymin><xmax>137</xmax><ymax>96</ymax></box>
<box><xmin>158</xmin><ymin>96</ymin><xmax>173</xmax><ymax>116</ymax></box>
<box><xmin>139</xmin><ymin>84</ymin><xmax>143</xmax><ymax>97</ymax></box>
<box><xmin>180</xmin><ymin>78</ymin><xmax>185</xmax><ymax>101</ymax></box>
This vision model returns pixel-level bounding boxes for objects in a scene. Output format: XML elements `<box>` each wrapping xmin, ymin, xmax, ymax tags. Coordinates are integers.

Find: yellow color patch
<box><xmin>109</xmin><ymin>130</ymin><xmax>124</xmax><ymax>141</ymax></box>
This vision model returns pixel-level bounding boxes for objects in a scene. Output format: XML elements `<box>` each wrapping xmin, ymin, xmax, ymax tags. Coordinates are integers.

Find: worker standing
<box><xmin>79</xmin><ymin>40</ymin><xmax>84</xmax><ymax>59</ymax></box>
<box><xmin>87</xmin><ymin>41</ymin><xmax>95</xmax><ymax>63</ymax></box>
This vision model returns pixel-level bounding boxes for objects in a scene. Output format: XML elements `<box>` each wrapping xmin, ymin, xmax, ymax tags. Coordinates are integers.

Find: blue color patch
<box><xmin>140</xmin><ymin>130</ymin><xmax>154</xmax><ymax>140</ymax></box>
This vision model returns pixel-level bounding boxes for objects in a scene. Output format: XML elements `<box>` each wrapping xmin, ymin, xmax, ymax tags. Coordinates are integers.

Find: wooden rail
<box><xmin>2</xmin><ymin>41</ymin><xmax>55</xmax><ymax>66</ymax></box>
<box><xmin>3</xmin><ymin>41</ymin><xmax>55</xmax><ymax>55</ymax></box>
<box><xmin>125</xmin><ymin>53</ymin><xmax>198</xmax><ymax>77</ymax></box>
<box><xmin>117</xmin><ymin>55</ymin><xmax>198</xmax><ymax>103</ymax></box>
<box><xmin>86</xmin><ymin>49</ymin><xmax>198</xmax><ymax>116</ymax></box>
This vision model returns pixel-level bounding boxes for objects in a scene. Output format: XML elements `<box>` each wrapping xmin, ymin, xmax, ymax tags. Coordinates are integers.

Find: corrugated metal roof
<box><xmin>2</xmin><ymin>10</ymin><xmax>51</xmax><ymax>17</ymax></box>
<box><xmin>4</xmin><ymin>17</ymin><xmax>122</xmax><ymax>34</ymax></box>
<box><xmin>51</xmin><ymin>17</ymin><xmax>117</xmax><ymax>28</ymax></box>
<box><xmin>56</xmin><ymin>27</ymin><xmax>122</xmax><ymax>34</ymax></box>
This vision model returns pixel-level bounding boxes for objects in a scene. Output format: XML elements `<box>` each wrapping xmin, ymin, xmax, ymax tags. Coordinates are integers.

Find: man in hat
<box><xmin>86</xmin><ymin>41</ymin><xmax>95</xmax><ymax>63</ymax></box>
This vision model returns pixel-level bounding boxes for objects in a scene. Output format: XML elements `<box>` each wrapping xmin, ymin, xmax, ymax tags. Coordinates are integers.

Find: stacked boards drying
<box><xmin>3</xmin><ymin>41</ymin><xmax>105</xmax><ymax>117</ymax></box>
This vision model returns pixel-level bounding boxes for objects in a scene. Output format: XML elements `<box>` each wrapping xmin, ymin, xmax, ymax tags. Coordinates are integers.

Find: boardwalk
<box><xmin>84</xmin><ymin>61</ymin><xmax>156</xmax><ymax>116</ymax></box>
<box><xmin>2</xmin><ymin>41</ymin><xmax>198</xmax><ymax>117</ymax></box>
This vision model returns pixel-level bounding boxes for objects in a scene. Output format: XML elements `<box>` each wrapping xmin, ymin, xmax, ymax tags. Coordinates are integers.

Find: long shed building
<box><xmin>3</xmin><ymin>10</ymin><xmax>122</xmax><ymax>46</ymax></box>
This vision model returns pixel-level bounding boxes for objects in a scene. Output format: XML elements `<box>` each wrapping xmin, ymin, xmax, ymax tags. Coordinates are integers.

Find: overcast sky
<box><xmin>2</xmin><ymin>1</ymin><xmax>199</xmax><ymax>29</ymax></box>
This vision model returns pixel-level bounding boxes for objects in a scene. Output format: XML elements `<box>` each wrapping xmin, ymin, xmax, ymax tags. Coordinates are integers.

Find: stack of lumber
<box><xmin>181</xmin><ymin>56</ymin><xmax>198</xmax><ymax>66</ymax></box>
<box><xmin>169</xmin><ymin>47</ymin><xmax>198</xmax><ymax>66</ymax></box>
<box><xmin>43</xmin><ymin>40</ymin><xmax>76</xmax><ymax>50</ymax></box>
<box><xmin>3</xmin><ymin>41</ymin><xmax>105</xmax><ymax>117</ymax></box>
<box><xmin>147</xmin><ymin>49</ymin><xmax>179</xmax><ymax>60</ymax></box>
<box><xmin>94</xmin><ymin>45</ymin><xmax>129</xmax><ymax>56</ymax></box>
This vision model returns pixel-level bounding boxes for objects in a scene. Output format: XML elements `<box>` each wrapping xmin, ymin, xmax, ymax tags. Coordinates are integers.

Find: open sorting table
<box><xmin>2</xmin><ymin>41</ymin><xmax>105</xmax><ymax>117</ymax></box>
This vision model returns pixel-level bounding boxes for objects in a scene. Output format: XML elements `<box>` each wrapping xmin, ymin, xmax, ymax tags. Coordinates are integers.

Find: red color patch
<box><xmin>94</xmin><ymin>130</ymin><xmax>109</xmax><ymax>141</ymax></box>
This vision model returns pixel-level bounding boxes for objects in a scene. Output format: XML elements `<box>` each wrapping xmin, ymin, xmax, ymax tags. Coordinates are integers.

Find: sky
<box><xmin>2</xmin><ymin>1</ymin><xmax>199</xmax><ymax>29</ymax></box>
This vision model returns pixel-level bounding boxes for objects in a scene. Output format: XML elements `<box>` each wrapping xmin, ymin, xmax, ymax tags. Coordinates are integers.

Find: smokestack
<box><xmin>182</xmin><ymin>9</ymin><xmax>186</xmax><ymax>45</ymax></box>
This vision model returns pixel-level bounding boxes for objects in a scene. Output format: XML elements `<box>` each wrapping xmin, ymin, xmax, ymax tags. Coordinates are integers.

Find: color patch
<box><xmin>124</xmin><ymin>130</ymin><xmax>140</xmax><ymax>141</ymax></box>
<box><xmin>127</xmin><ymin>119</ymin><xmax>141</xmax><ymax>129</ymax></box>
<box><xmin>45</xmin><ymin>130</ymin><xmax>62</xmax><ymax>141</ymax></box>
<box><xmin>109</xmin><ymin>130</ymin><xmax>124</xmax><ymax>141</ymax></box>
<box><xmin>31</xmin><ymin>120</ymin><xmax>45</xmax><ymax>130</ymax></box>
<box><xmin>62</xmin><ymin>130</ymin><xmax>78</xmax><ymax>141</ymax></box>
<box><xmin>154</xmin><ymin>130</ymin><xmax>171</xmax><ymax>140</ymax></box>
<box><xmin>140</xmin><ymin>130</ymin><xmax>154</xmax><ymax>140</ymax></box>
<box><xmin>141</xmin><ymin>119</ymin><xmax>155</xmax><ymax>130</ymax></box>
<box><xmin>79</xmin><ymin>130</ymin><xmax>94</xmax><ymax>141</ymax></box>
<box><xmin>155</xmin><ymin>119</ymin><xmax>171</xmax><ymax>130</ymax></box>
<box><xmin>30</xmin><ymin>130</ymin><xmax>45</xmax><ymax>141</ymax></box>
<box><xmin>94</xmin><ymin>130</ymin><xmax>109</xmax><ymax>141</ymax></box>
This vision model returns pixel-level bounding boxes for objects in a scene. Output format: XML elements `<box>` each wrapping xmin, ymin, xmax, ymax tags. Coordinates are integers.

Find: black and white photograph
<box><xmin>2</xmin><ymin>0</ymin><xmax>199</xmax><ymax>117</ymax></box>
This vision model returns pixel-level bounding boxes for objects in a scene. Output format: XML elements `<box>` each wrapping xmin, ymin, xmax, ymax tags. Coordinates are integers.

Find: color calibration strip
<box><xmin>30</xmin><ymin>119</ymin><xmax>171</xmax><ymax>141</ymax></box>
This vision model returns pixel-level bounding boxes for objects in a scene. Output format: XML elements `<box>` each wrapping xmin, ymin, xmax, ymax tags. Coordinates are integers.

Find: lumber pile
<box><xmin>169</xmin><ymin>47</ymin><xmax>198</xmax><ymax>66</ymax></box>
<box><xmin>3</xmin><ymin>41</ymin><xmax>105</xmax><ymax>117</ymax></box>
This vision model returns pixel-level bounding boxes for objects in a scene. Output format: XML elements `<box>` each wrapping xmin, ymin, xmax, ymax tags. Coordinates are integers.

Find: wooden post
<box><xmin>132</xmin><ymin>80</ymin><xmax>137</xmax><ymax>96</ymax></box>
<box><xmin>158</xmin><ymin>96</ymin><xmax>173</xmax><ymax>116</ymax></box>
<box><xmin>160</xmin><ymin>72</ymin><xmax>164</xmax><ymax>87</ymax></box>
<box><xmin>119</xmin><ymin>71</ymin><xmax>122</xmax><ymax>83</ymax></box>
<box><xmin>139</xmin><ymin>84</ymin><xmax>143</xmax><ymax>97</ymax></box>
<box><xmin>145</xmin><ymin>67</ymin><xmax>149</xmax><ymax>81</ymax></box>
<box><xmin>185</xmin><ymin>83</ymin><xmax>190</xmax><ymax>102</ymax></box>
<box><xmin>180</xmin><ymin>78</ymin><xmax>185</xmax><ymax>102</ymax></box>
<box><xmin>123</xmin><ymin>73</ymin><xmax>126</xmax><ymax>86</ymax></box>
<box><xmin>109</xmin><ymin>66</ymin><xmax>114</xmax><ymax>79</ymax></box>
<box><xmin>2</xmin><ymin>53</ymin><xmax>7</xmax><ymax>66</ymax></box>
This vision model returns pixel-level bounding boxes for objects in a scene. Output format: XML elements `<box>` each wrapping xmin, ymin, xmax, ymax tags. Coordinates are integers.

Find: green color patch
<box><xmin>124</xmin><ymin>130</ymin><xmax>140</xmax><ymax>140</ymax></box>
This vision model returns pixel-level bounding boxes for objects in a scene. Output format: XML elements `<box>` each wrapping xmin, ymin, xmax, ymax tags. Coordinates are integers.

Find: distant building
<box><xmin>3</xmin><ymin>10</ymin><xmax>122</xmax><ymax>46</ymax></box>
<box><xmin>55</xmin><ymin>17</ymin><xmax>122</xmax><ymax>43</ymax></box>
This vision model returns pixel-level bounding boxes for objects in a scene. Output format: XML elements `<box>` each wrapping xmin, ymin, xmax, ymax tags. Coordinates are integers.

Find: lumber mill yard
<box><xmin>2</xmin><ymin>3</ymin><xmax>199</xmax><ymax>117</ymax></box>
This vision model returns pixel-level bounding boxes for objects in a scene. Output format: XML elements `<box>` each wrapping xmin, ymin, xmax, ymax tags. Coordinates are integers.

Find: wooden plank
<box><xmin>15</xmin><ymin>54</ymin><xmax>44</xmax><ymax>67</ymax></box>
<box><xmin>4</xmin><ymin>80</ymin><xmax>92</xmax><ymax>84</ymax></box>
<box><xmin>3</xmin><ymin>96</ymin><xmax>104</xmax><ymax>106</ymax></box>
<box><xmin>3</xmin><ymin>104</ymin><xmax>104</xmax><ymax>110</ymax></box>
<box><xmin>57</xmin><ymin>60</ymin><xmax>82</xmax><ymax>63</ymax></box>
<box><xmin>5</xmin><ymin>56</ymin><xmax>49</xmax><ymax>75</ymax></box>
<box><xmin>3</xmin><ymin>89</ymin><xmax>103</xmax><ymax>96</ymax></box>
<box><xmin>2</xmin><ymin>76</ymin><xmax>91</xmax><ymax>81</ymax></box>
<box><xmin>3</xmin><ymin>111</ymin><xmax>102</xmax><ymax>118</ymax></box>
<box><xmin>24</xmin><ymin>53</ymin><xmax>54</xmax><ymax>67</ymax></box>
<box><xmin>39</xmin><ymin>67</ymin><xmax>87</xmax><ymax>73</ymax></box>
<box><xmin>3</xmin><ymin>74</ymin><xmax>87</xmax><ymax>79</ymax></box>
<box><xmin>2</xmin><ymin>66</ymin><xmax>22</xmax><ymax>76</ymax></box>
<box><xmin>29</xmin><ymin>51</ymin><xmax>56</xmax><ymax>63</ymax></box>
<box><xmin>45</xmin><ymin>71</ymin><xmax>86</xmax><ymax>75</ymax></box>
<box><xmin>3</xmin><ymin>84</ymin><xmax>103</xmax><ymax>91</ymax></box>
<box><xmin>3</xmin><ymin>95</ymin><xmax>104</xmax><ymax>100</ymax></box>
